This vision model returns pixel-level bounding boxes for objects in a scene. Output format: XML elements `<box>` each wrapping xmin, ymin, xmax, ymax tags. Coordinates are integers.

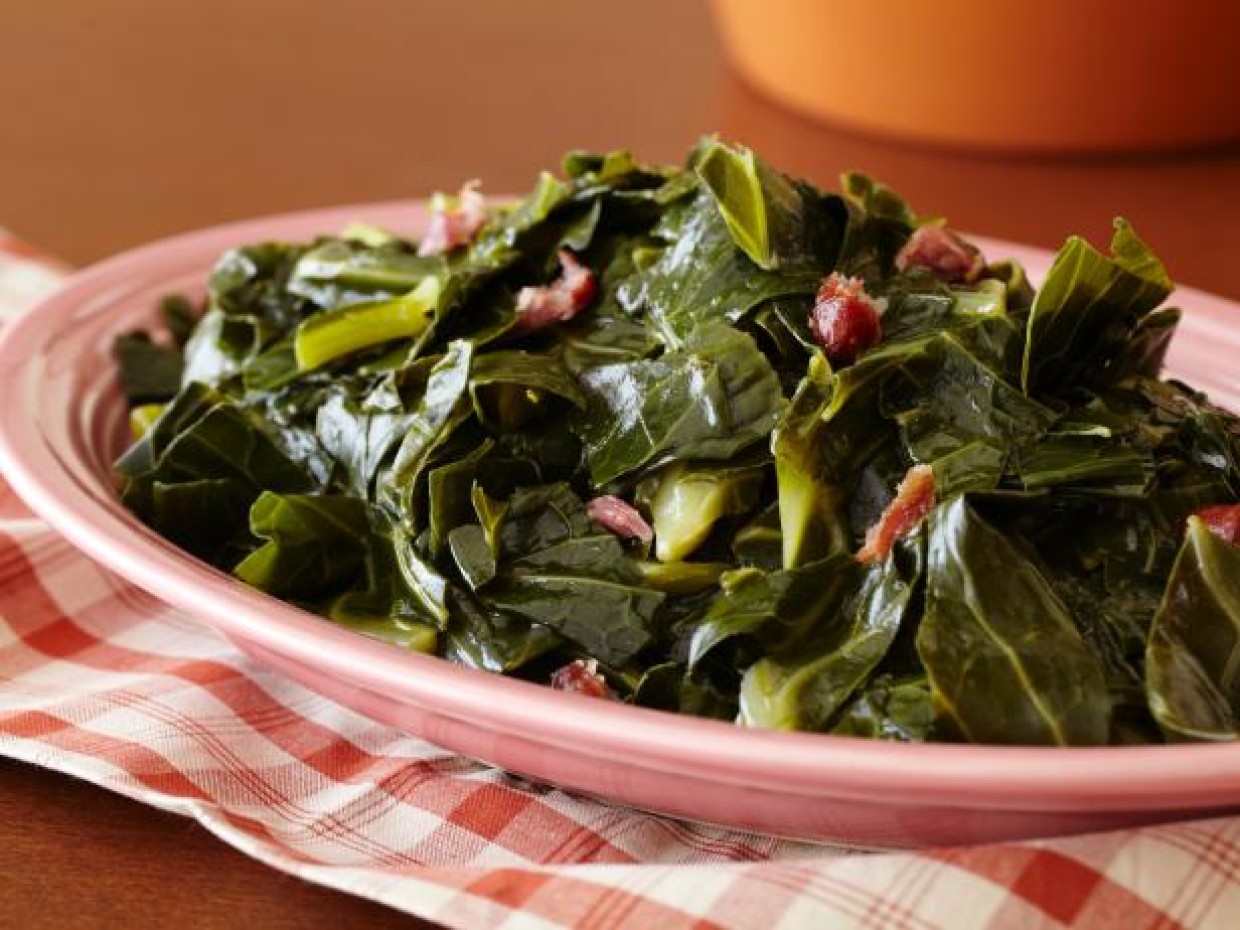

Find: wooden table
<box><xmin>2</xmin><ymin>2</ymin><xmax>1238</xmax><ymax>925</ymax></box>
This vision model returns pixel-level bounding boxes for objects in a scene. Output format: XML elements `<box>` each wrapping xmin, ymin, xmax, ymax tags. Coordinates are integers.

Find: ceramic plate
<box><xmin>2</xmin><ymin>200</ymin><xmax>1239</xmax><ymax>847</ymax></box>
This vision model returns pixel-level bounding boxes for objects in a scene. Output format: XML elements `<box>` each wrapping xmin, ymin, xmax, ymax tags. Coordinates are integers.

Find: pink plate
<box><xmin>2</xmin><ymin>200</ymin><xmax>1239</xmax><ymax>848</ymax></box>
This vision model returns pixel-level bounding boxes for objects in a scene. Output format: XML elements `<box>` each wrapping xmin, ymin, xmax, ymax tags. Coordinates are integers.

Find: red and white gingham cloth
<box><xmin>2</xmin><ymin>232</ymin><xmax>1239</xmax><ymax>929</ymax></box>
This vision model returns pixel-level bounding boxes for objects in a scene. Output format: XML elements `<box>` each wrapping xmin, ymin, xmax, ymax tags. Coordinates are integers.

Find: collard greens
<box><xmin>113</xmin><ymin>139</ymin><xmax>1240</xmax><ymax>745</ymax></box>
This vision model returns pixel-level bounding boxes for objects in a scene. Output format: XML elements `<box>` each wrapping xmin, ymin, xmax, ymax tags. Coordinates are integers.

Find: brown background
<box><xmin>2</xmin><ymin>1</ymin><xmax>1239</xmax><ymax>926</ymax></box>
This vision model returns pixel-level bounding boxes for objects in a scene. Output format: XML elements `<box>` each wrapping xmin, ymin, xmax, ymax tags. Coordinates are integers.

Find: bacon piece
<box><xmin>895</xmin><ymin>225</ymin><xmax>985</xmax><ymax>283</ymax></box>
<box><xmin>587</xmin><ymin>495</ymin><xmax>653</xmax><ymax>543</ymax></box>
<box><xmin>857</xmin><ymin>465</ymin><xmax>937</xmax><ymax>564</ymax></box>
<box><xmin>809</xmin><ymin>272</ymin><xmax>883</xmax><ymax>366</ymax></box>
<box><xmin>417</xmin><ymin>181</ymin><xmax>488</xmax><ymax>256</ymax></box>
<box><xmin>550</xmin><ymin>659</ymin><xmax>616</xmax><ymax>700</ymax></box>
<box><xmin>1195</xmin><ymin>504</ymin><xmax>1240</xmax><ymax>546</ymax></box>
<box><xmin>512</xmin><ymin>250</ymin><xmax>598</xmax><ymax>334</ymax></box>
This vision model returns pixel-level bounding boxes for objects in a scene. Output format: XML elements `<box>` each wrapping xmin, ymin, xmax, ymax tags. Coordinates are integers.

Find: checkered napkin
<box><xmin>2</xmin><ymin>232</ymin><xmax>1238</xmax><ymax>930</ymax></box>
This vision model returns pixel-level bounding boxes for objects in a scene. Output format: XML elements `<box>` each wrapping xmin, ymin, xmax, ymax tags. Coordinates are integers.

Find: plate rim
<box><xmin>3</xmin><ymin>198</ymin><xmax>1240</xmax><ymax>816</ymax></box>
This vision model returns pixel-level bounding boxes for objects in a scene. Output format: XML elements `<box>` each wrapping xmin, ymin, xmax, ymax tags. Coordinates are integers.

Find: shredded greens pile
<box><xmin>113</xmin><ymin>140</ymin><xmax>1240</xmax><ymax>745</ymax></box>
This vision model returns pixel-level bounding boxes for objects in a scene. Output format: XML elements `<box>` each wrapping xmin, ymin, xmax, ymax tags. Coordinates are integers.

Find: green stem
<box><xmin>294</xmin><ymin>276</ymin><xmax>440</xmax><ymax>370</ymax></box>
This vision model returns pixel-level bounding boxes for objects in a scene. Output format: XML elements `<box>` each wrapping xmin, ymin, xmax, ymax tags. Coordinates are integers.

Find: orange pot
<box><xmin>712</xmin><ymin>0</ymin><xmax>1240</xmax><ymax>153</ymax></box>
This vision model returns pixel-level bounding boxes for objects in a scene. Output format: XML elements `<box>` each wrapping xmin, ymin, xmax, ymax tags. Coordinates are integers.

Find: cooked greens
<box><xmin>112</xmin><ymin>139</ymin><xmax>1240</xmax><ymax>745</ymax></box>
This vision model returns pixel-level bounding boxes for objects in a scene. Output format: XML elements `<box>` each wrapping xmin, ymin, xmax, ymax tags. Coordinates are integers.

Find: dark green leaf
<box><xmin>1146</xmin><ymin>518</ymin><xmax>1240</xmax><ymax>741</ymax></box>
<box><xmin>631</xmin><ymin>661</ymin><xmax>684</xmax><ymax>710</ymax></box>
<box><xmin>881</xmin><ymin>335</ymin><xmax>1057</xmax><ymax>463</ymax></box>
<box><xmin>1111</xmin><ymin>306</ymin><xmax>1182</xmax><ymax>381</ymax></box>
<box><xmin>448</xmin><ymin>524</ymin><xmax>497</xmax><ymax>590</ymax></box>
<box><xmin>1022</xmin><ymin>219</ymin><xmax>1172</xmax><ymax>395</ymax></box>
<box><xmin>443</xmin><ymin>586</ymin><xmax>562</xmax><ymax>674</ymax></box>
<box><xmin>288</xmin><ymin>238</ymin><xmax>443</xmax><ymax>308</ymax></box>
<box><xmin>835</xmin><ymin>172</ymin><xmax>916</xmax><ymax>280</ymax></box>
<box><xmin>160</xmin><ymin>294</ymin><xmax>198</xmax><ymax>347</ymax></box>
<box><xmin>687</xmin><ymin>555</ymin><xmax>859</xmax><ymax>671</ymax></box>
<box><xmin>116</xmin><ymin>383</ymin><xmax>313</xmax><ymax>497</ymax></box>
<box><xmin>468</xmin><ymin>350</ymin><xmax>587</xmax><ymax>432</ymax></box>
<box><xmin>484</xmin><ymin>552</ymin><xmax>661</xmax><ymax>666</ymax></box>
<box><xmin>694</xmin><ymin>139</ymin><xmax>836</xmax><ymax>272</ymax></box>
<box><xmin>476</xmin><ymin>484</ymin><xmax>664</xmax><ymax>665</ymax></box>
<box><xmin>576</xmin><ymin>323</ymin><xmax>786</xmax><ymax>485</ymax></box>
<box><xmin>147</xmin><ymin>478</ymin><xmax>254</xmax><ymax>564</ymax></box>
<box><xmin>207</xmin><ymin>242</ymin><xmax>311</xmax><ymax>329</ymax></box>
<box><xmin>831</xmin><ymin>674</ymin><xmax>935</xmax><ymax>741</ymax></box>
<box><xmin>377</xmin><ymin>340</ymin><xmax>474</xmax><ymax>522</ymax></box>
<box><xmin>113</xmin><ymin>332</ymin><xmax>185</xmax><ymax>405</ymax></box>
<box><xmin>739</xmin><ymin>546</ymin><xmax>921</xmax><ymax>730</ymax></box>
<box><xmin>618</xmin><ymin>189</ymin><xmax>831</xmax><ymax>348</ymax></box>
<box><xmin>1016</xmin><ymin>436</ymin><xmax>1153</xmax><ymax>497</ymax></box>
<box><xmin>317</xmin><ymin>390</ymin><xmax>415</xmax><ymax>499</ymax></box>
<box><xmin>426</xmin><ymin>440</ymin><xmax>540</xmax><ymax>558</ymax></box>
<box><xmin>392</xmin><ymin>525</ymin><xmax>452</xmax><ymax>627</ymax></box>
<box><xmin>233</xmin><ymin>492</ymin><xmax>369</xmax><ymax>598</ymax></box>
<box><xmin>917</xmin><ymin>498</ymin><xmax>1111</xmax><ymax>745</ymax></box>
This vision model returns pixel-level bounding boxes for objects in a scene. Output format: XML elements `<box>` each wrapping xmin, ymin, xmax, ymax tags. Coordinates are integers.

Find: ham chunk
<box><xmin>512</xmin><ymin>250</ymin><xmax>598</xmax><ymax>333</ymax></box>
<box><xmin>1195</xmin><ymin>504</ymin><xmax>1240</xmax><ymax>546</ymax></box>
<box><xmin>895</xmin><ymin>225</ymin><xmax>985</xmax><ymax>283</ymax></box>
<box><xmin>550</xmin><ymin>659</ymin><xmax>616</xmax><ymax>699</ymax></box>
<box><xmin>857</xmin><ymin>465</ymin><xmax>937</xmax><ymax>564</ymax></box>
<box><xmin>587</xmin><ymin>495</ymin><xmax>654</xmax><ymax>544</ymax></box>
<box><xmin>417</xmin><ymin>181</ymin><xmax>488</xmax><ymax>256</ymax></box>
<box><xmin>809</xmin><ymin>272</ymin><xmax>883</xmax><ymax>366</ymax></box>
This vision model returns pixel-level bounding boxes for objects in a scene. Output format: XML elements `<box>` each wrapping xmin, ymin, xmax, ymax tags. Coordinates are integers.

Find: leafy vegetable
<box><xmin>112</xmin><ymin>138</ymin><xmax>1240</xmax><ymax>745</ymax></box>
<box><xmin>468</xmin><ymin>350</ymin><xmax>586</xmax><ymax>431</ymax></box>
<box><xmin>294</xmin><ymin>276</ymin><xmax>441</xmax><ymax>370</ymax></box>
<box><xmin>831</xmin><ymin>674</ymin><xmax>935</xmax><ymax>741</ymax></box>
<box><xmin>643</xmin><ymin>460</ymin><xmax>765</xmax><ymax>562</ymax></box>
<box><xmin>835</xmin><ymin>172</ymin><xmax>916</xmax><ymax>280</ymax></box>
<box><xmin>114</xmin><ymin>332</ymin><xmax>185</xmax><ymax>405</ymax></box>
<box><xmin>771</xmin><ymin>353</ymin><xmax>853</xmax><ymax>568</ymax></box>
<box><xmin>233</xmin><ymin>492</ymin><xmax>369</xmax><ymax>598</ymax></box>
<box><xmin>288</xmin><ymin>238</ymin><xmax>442</xmax><ymax>307</ymax></box>
<box><xmin>694</xmin><ymin>139</ymin><xmax>835</xmax><ymax>273</ymax></box>
<box><xmin>739</xmin><ymin>543</ymin><xmax>921</xmax><ymax>730</ymax></box>
<box><xmin>1146</xmin><ymin>517</ymin><xmax>1240</xmax><ymax>741</ymax></box>
<box><xmin>117</xmin><ymin>383</ymin><xmax>314</xmax><ymax>497</ymax></box>
<box><xmin>575</xmin><ymin>323</ymin><xmax>786</xmax><ymax>485</ymax></box>
<box><xmin>617</xmin><ymin>143</ymin><xmax>838</xmax><ymax>350</ymax></box>
<box><xmin>1022</xmin><ymin>219</ymin><xmax>1173</xmax><ymax>395</ymax></box>
<box><xmin>113</xmin><ymin>295</ymin><xmax>201</xmax><ymax>405</ymax></box>
<box><xmin>917</xmin><ymin>499</ymin><xmax>1110</xmax><ymax>745</ymax></box>
<box><xmin>687</xmin><ymin>555</ymin><xmax>859</xmax><ymax>672</ymax></box>
<box><xmin>316</xmin><ymin>389</ymin><xmax>417</xmax><ymax>499</ymax></box>
<box><xmin>377</xmin><ymin>341</ymin><xmax>474</xmax><ymax>522</ymax></box>
<box><xmin>477</xmin><ymin>484</ymin><xmax>664</xmax><ymax>665</ymax></box>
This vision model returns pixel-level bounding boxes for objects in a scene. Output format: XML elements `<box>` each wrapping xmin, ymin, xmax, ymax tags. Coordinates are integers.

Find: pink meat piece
<box><xmin>417</xmin><ymin>181</ymin><xmax>488</xmax><ymax>256</ymax></box>
<box><xmin>587</xmin><ymin>495</ymin><xmax>653</xmax><ymax>544</ymax></box>
<box><xmin>512</xmin><ymin>250</ymin><xmax>598</xmax><ymax>333</ymax></box>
